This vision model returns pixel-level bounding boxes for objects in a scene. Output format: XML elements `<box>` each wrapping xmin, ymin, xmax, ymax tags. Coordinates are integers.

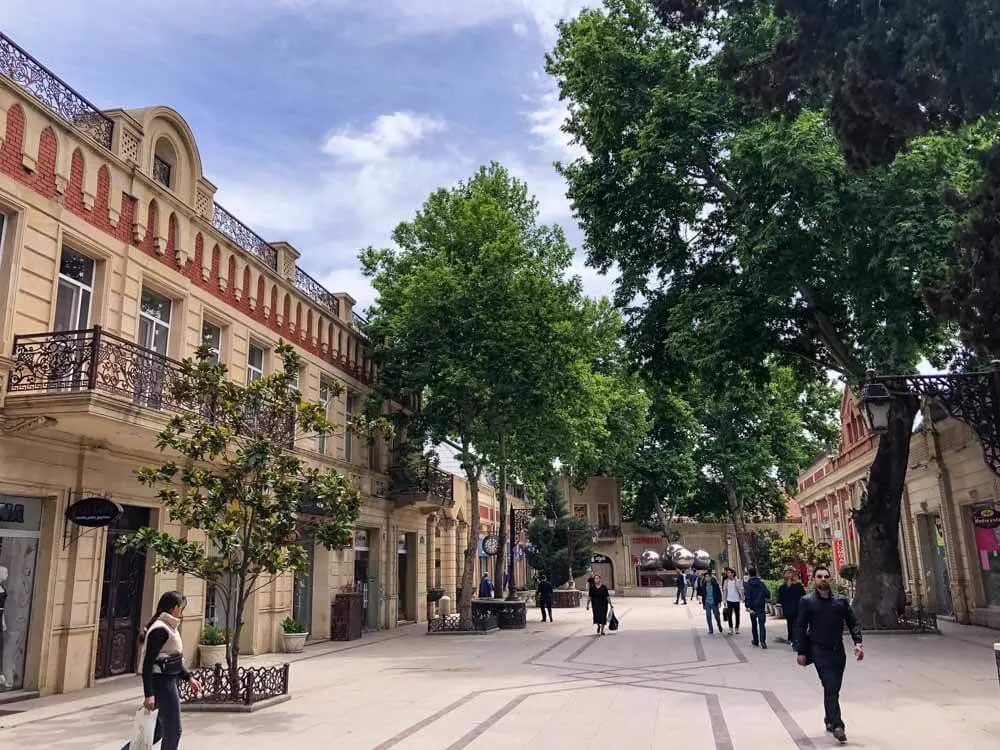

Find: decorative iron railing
<box><xmin>390</xmin><ymin>462</ymin><xmax>454</xmax><ymax>507</ymax></box>
<box><xmin>179</xmin><ymin>663</ymin><xmax>290</xmax><ymax>706</ymax></box>
<box><xmin>592</xmin><ymin>525</ymin><xmax>621</xmax><ymax>540</ymax></box>
<box><xmin>6</xmin><ymin>327</ymin><xmax>294</xmax><ymax>446</ymax></box>
<box><xmin>0</xmin><ymin>31</ymin><xmax>114</xmax><ymax>150</ymax></box>
<box><xmin>211</xmin><ymin>202</ymin><xmax>278</xmax><ymax>271</ymax></box>
<box><xmin>295</xmin><ymin>266</ymin><xmax>340</xmax><ymax>318</ymax></box>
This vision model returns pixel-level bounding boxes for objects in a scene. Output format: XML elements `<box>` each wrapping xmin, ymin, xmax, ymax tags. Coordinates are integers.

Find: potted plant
<box><xmin>281</xmin><ymin>616</ymin><xmax>309</xmax><ymax>653</ymax></box>
<box><xmin>199</xmin><ymin>625</ymin><xmax>228</xmax><ymax>667</ymax></box>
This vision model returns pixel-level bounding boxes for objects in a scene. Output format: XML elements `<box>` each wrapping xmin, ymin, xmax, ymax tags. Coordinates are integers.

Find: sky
<box><xmin>4</xmin><ymin>0</ymin><xmax>604</xmax><ymax>313</ymax></box>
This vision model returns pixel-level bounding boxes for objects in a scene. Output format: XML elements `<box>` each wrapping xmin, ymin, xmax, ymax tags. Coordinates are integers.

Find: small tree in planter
<box><xmin>199</xmin><ymin>625</ymin><xmax>228</xmax><ymax>667</ymax></box>
<box><xmin>119</xmin><ymin>343</ymin><xmax>380</xmax><ymax>702</ymax></box>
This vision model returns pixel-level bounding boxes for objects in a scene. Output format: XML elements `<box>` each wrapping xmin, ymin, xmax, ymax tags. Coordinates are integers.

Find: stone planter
<box><xmin>282</xmin><ymin>632</ymin><xmax>308</xmax><ymax>653</ymax></box>
<box><xmin>198</xmin><ymin>644</ymin><xmax>227</xmax><ymax>668</ymax></box>
<box><xmin>552</xmin><ymin>589</ymin><xmax>581</xmax><ymax>608</ymax></box>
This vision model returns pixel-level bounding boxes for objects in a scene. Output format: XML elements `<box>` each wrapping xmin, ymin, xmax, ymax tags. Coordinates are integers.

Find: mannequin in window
<box><xmin>0</xmin><ymin>565</ymin><xmax>7</xmax><ymax>688</ymax></box>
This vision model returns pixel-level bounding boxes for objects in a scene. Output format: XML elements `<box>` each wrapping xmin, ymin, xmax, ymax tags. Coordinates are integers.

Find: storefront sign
<box><xmin>973</xmin><ymin>506</ymin><xmax>1000</xmax><ymax>529</ymax></box>
<box><xmin>65</xmin><ymin>497</ymin><xmax>122</xmax><ymax>528</ymax></box>
<box><xmin>631</xmin><ymin>535</ymin><xmax>662</xmax><ymax>546</ymax></box>
<box><xmin>591</xmin><ymin>553</ymin><xmax>612</xmax><ymax>564</ymax></box>
<box><xmin>833</xmin><ymin>539</ymin><xmax>845</xmax><ymax>572</ymax></box>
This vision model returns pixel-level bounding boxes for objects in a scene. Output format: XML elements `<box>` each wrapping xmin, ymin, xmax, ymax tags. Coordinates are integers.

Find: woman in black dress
<box><xmin>590</xmin><ymin>574</ymin><xmax>611</xmax><ymax>635</ymax></box>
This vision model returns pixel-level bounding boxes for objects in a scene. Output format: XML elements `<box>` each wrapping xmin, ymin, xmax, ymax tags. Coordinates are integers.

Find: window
<box><xmin>318</xmin><ymin>377</ymin><xmax>335</xmax><ymax>455</ymax></box>
<box><xmin>0</xmin><ymin>213</ymin><xmax>5</xmax><ymax>262</ymax></box>
<box><xmin>201</xmin><ymin>321</ymin><xmax>222</xmax><ymax>364</ymax></box>
<box><xmin>55</xmin><ymin>247</ymin><xmax>95</xmax><ymax>332</ymax></box>
<box><xmin>345</xmin><ymin>392</ymin><xmax>360</xmax><ymax>462</ymax></box>
<box><xmin>247</xmin><ymin>343</ymin><xmax>265</xmax><ymax>384</ymax></box>
<box><xmin>290</xmin><ymin>367</ymin><xmax>301</xmax><ymax>391</ymax></box>
<box><xmin>573</xmin><ymin>504</ymin><xmax>588</xmax><ymax>520</ymax></box>
<box><xmin>597</xmin><ymin>504</ymin><xmax>611</xmax><ymax>528</ymax></box>
<box><xmin>153</xmin><ymin>155</ymin><xmax>172</xmax><ymax>188</ymax></box>
<box><xmin>138</xmin><ymin>288</ymin><xmax>171</xmax><ymax>354</ymax></box>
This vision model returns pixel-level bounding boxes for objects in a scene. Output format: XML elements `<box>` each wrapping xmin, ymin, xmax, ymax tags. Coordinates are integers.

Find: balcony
<box><xmin>4</xmin><ymin>327</ymin><xmax>294</xmax><ymax>448</ymax></box>
<box><xmin>389</xmin><ymin>462</ymin><xmax>454</xmax><ymax>511</ymax></box>
<box><xmin>592</xmin><ymin>526</ymin><xmax>621</xmax><ymax>542</ymax></box>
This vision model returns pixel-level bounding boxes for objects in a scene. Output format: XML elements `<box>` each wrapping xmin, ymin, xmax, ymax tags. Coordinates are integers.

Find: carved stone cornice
<box><xmin>0</xmin><ymin>414</ymin><xmax>57</xmax><ymax>435</ymax></box>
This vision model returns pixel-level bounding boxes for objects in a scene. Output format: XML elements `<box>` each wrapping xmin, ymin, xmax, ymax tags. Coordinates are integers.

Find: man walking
<box><xmin>675</xmin><ymin>570</ymin><xmax>687</xmax><ymax>604</ymax></box>
<box><xmin>479</xmin><ymin>573</ymin><xmax>494</xmax><ymax>599</ymax></box>
<box><xmin>537</xmin><ymin>575</ymin><xmax>554</xmax><ymax>622</ymax></box>
<box><xmin>795</xmin><ymin>565</ymin><xmax>864</xmax><ymax>744</ymax></box>
<box><xmin>744</xmin><ymin>567</ymin><xmax>770</xmax><ymax>649</ymax></box>
<box><xmin>701</xmin><ymin>571</ymin><xmax>723</xmax><ymax>634</ymax></box>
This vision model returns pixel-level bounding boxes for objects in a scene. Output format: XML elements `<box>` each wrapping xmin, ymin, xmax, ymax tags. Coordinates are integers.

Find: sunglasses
<box><xmin>815</xmin><ymin>573</ymin><xmax>831</xmax><ymax>580</ymax></box>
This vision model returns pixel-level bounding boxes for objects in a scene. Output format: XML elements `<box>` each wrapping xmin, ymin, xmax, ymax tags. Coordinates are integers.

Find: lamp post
<box><xmin>859</xmin><ymin>363</ymin><xmax>1000</xmax><ymax>477</ymax></box>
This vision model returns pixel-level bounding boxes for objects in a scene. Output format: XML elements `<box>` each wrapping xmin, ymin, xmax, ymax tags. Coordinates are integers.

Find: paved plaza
<box><xmin>1</xmin><ymin>599</ymin><xmax>998</xmax><ymax>749</ymax></box>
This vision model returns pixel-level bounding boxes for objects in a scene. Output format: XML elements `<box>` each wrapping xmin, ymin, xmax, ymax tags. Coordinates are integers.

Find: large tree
<box><xmin>361</xmin><ymin>163</ymin><xmax>615</xmax><ymax>622</ymax></box>
<box><xmin>547</xmin><ymin>0</ymin><xmax>967</xmax><ymax>624</ymax></box>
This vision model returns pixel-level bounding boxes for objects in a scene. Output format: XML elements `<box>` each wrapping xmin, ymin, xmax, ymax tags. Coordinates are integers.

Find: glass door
<box><xmin>135</xmin><ymin>288</ymin><xmax>171</xmax><ymax>407</ymax></box>
<box><xmin>53</xmin><ymin>248</ymin><xmax>95</xmax><ymax>391</ymax></box>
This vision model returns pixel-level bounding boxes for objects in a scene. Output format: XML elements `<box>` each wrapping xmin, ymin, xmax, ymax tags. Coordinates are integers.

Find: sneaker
<box><xmin>832</xmin><ymin>726</ymin><xmax>847</xmax><ymax>743</ymax></box>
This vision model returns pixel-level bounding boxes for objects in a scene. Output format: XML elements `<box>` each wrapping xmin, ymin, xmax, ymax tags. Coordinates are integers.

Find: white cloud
<box><xmin>322</xmin><ymin>112</ymin><xmax>446</xmax><ymax>164</ymax></box>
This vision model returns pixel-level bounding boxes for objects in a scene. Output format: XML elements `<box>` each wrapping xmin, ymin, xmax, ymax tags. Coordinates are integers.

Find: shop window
<box><xmin>972</xmin><ymin>504</ymin><xmax>1000</xmax><ymax>606</ymax></box>
<box><xmin>0</xmin><ymin>495</ymin><xmax>42</xmax><ymax>692</ymax></box>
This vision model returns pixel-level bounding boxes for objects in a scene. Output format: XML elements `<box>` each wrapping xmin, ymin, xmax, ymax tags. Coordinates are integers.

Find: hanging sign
<box><xmin>833</xmin><ymin>539</ymin><xmax>845</xmax><ymax>572</ymax></box>
<box><xmin>973</xmin><ymin>506</ymin><xmax>1000</xmax><ymax>529</ymax></box>
<box><xmin>65</xmin><ymin>497</ymin><xmax>122</xmax><ymax>528</ymax></box>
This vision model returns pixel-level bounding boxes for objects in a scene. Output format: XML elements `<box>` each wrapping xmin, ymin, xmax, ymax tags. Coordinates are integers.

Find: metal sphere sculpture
<box><xmin>692</xmin><ymin>549</ymin><xmax>711</xmax><ymax>570</ymax></box>
<box><xmin>671</xmin><ymin>546</ymin><xmax>695</xmax><ymax>570</ymax></box>
<box><xmin>639</xmin><ymin>549</ymin><xmax>663</xmax><ymax>571</ymax></box>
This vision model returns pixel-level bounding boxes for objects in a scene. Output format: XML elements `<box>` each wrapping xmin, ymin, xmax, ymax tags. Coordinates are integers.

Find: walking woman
<box><xmin>778</xmin><ymin>569</ymin><xmax>807</xmax><ymax>647</ymax></box>
<box><xmin>137</xmin><ymin>591</ymin><xmax>202</xmax><ymax>750</ymax></box>
<box><xmin>590</xmin><ymin>574</ymin><xmax>611</xmax><ymax>635</ymax></box>
<box><xmin>723</xmin><ymin>568</ymin><xmax>743</xmax><ymax>635</ymax></box>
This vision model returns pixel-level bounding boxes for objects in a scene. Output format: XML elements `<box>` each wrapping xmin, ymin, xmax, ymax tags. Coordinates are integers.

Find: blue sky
<box><xmin>5</xmin><ymin>0</ymin><xmax>608</xmax><ymax>312</ymax></box>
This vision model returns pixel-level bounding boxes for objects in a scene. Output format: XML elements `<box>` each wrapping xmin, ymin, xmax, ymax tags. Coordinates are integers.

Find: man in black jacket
<box><xmin>537</xmin><ymin>575</ymin><xmax>554</xmax><ymax>622</ymax></box>
<box><xmin>795</xmin><ymin>565</ymin><xmax>864</xmax><ymax>744</ymax></box>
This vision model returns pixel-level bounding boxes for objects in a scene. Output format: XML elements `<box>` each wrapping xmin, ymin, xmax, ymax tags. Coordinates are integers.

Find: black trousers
<box><xmin>122</xmin><ymin>677</ymin><xmax>181</xmax><ymax>750</ymax></box>
<box><xmin>723</xmin><ymin>601</ymin><xmax>740</xmax><ymax>629</ymax></box>
<box><xmin>812</xmin><ymin>646</ymin><xmax>847</xmax><ymax>730</ymax></box>
<box><xmin>784</xmin><ymin>610</ymin><xmax>798</xmax><ymax>644</ymax></box>
<box><xmin>539</xmin><ymin>599</ymin><xmax>553</xmax><ymax>621</ymax></box>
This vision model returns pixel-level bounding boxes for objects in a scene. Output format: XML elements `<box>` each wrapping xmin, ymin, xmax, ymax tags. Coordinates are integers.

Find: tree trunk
<box><xmin>459</xmin><ymin>461</ymin><xmax>480</xmax><ymax>627</ymax></box>
<box><xmin>724</xmin><ymin>480</ymin><xmax>755</xmax><ymax>572</ymax></box>
<box><xmin>853</xmin><ymin>392</ymin><xmax>918</xmax><ymax>628</ymax></box>
<box><xmin>496</xmin><ymin>448</ymin><xmax>509</xmax><ymax>600</ymax></box>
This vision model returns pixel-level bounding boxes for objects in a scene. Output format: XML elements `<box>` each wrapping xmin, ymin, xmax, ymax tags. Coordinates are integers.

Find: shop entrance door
<box><xmin>292</xmin><ymin>541</ymin><xmax>315</xmax><ymax>635</ymax></box>
<box><xmin>0</xmin><ymin>495</ymin><xmax>43</xmax><ymax>693</ymax></box>
<box><xmin>922</xmin><ymin>514</ymin><xmax>953</xmax><ymax>616</ymax></box>
<box><xmin>95</xmin><ymin>505</ymin><xmax>149</xmax><ymax>680</ymax></box>
<box><xmin>397</xmin><ymin>534</ymin><xmax>410</xmax><ymax>622</ymax></box>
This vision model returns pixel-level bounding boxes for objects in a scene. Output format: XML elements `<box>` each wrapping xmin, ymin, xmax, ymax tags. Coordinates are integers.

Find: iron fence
<box><xmin>178</xmin><ymin>663</ymin><xmax>289</xmax><ymax>705</ymax></box>
<box><xmin>211</xmin><ymin>202</ymin><xmax>279</xmax><ymax>271</ymax></box>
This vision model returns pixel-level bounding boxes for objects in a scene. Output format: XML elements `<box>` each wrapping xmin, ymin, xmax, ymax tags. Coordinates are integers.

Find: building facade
<box><xmin>0</xmin><ymin>32</ymin><xmax>502</xmax><ymax>698</ymax></box>
<box><xmin>794</xmin><ymin>389</ymin><xmax>1000</xmax><ymax>630</ymax></box>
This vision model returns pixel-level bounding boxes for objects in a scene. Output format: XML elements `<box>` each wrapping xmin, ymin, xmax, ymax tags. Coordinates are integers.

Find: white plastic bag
<box><xmin>128</xmin><ymin>707</ymin><xmax>158</xmax><ymax>750</ymax></box>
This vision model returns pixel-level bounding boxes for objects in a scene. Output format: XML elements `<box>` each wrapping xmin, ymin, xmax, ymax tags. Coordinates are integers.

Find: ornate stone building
<box><xmin>0</xmin><ymin>31</ymin><xmax>488</xmax><ymax>698</ymax></box>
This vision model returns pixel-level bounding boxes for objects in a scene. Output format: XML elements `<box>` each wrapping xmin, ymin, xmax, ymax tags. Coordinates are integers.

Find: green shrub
<box><xmin>199</xmin><ymin>625</ymin><xmax>228</xmax><ymax>646</ymax></box>
<box><xmin>762</xmin><ymin>579</ymin><xmax>783</xmax><ymax>602</ymax></box>
<box><xmin>280</xmin><ymin>617</ymin><xmax>307</xmax><ymax>634</ymax></box>
<box><xmin>839</xmin><ymin>564</ymin><xmax>859</xmax><ymax>582</ymax></box>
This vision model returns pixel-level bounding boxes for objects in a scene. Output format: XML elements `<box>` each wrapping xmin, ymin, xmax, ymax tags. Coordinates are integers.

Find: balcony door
<box><xmin>135</xmin><ymin>288</ymin><xmax>172</xmax><ymax>407</ymax></box>
<box><xmin>52</xmin><ymin>247</ymin><xmax>95</xmax><ymax>391</ymax></box>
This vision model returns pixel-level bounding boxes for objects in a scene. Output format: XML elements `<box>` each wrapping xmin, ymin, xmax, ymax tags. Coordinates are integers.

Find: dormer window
<box><xmin>152</xmin><ymin>136</ymin><xmax>177</xmax><ymax>189</ymax></box>
<box><xmin>153</xmin><ymin>154</ymin><xmax>172</xmax><ymax>187</ymax></box>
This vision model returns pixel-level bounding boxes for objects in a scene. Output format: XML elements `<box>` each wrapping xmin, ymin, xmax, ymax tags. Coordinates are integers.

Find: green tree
<box><xmin>752</xmin><ymin>528</ymin><xmax>782</xmax><ymax>579</ymax></box>
<box><xmin>524</xmin><ymin>480</ymin><xmax>595</xmax><ymax>589</ymax></box>
<box><xmin>118</xmin><ymin>343</ymin><xmax>367</xmax><ymax>692</ymax></box>
<box><xmin>547</xmin><ymin>0</ymin><xmax>963</xmax><ymax>626</ymax></box>
<box><xmin>770</xmin><ymin>529</ymin><xmax>833</xmax><ymax>571</ymax></box>
<box><xmin>361</xmin><ymin>163</ymin><xmax>609</xmax><ymax>620</ymax></box>
<box><xmin>653</xmin><ymin>0</ymin><xmax>1000</xmax><ymax>170</ymax></box>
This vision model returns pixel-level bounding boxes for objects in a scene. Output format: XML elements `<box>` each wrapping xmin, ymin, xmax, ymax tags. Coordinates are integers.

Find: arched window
<box><xmin>153</xmin><ymin>137</ymin><xmax>177</xmax><ymax>189</ymax></box>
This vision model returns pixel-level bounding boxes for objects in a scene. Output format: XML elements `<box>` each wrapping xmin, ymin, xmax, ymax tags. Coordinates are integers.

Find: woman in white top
<box><xmin>723</xmin><ymin>568</ymin><xmax>744</xmax><ymax>635</ymax></box>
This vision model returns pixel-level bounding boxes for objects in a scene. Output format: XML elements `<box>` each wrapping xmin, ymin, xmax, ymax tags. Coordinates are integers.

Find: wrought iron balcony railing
<box><xmin>6</xmin><ymin>327</ymin><xmax>294</xmax><ymax>446</ymax></box>
<box><xmin>295</xmin><ymin>267</ymin><xmax>340</xmax><ymax>318</ymax></box>
<box><xmin>592</xmin><ymin>525</ymin><xmax>621</xmax><ymax>540</ymax></box>
<box><xmin>390</xmin><ymin>462</ymin><xmax>454</xmax><ymax>508</ymax></box>
<box><xmin>211</xmin><ymin>202</ymin><xmax>279</xmax><ymax>271</ymax></box>
<box><xmin>0</xmin><ymin>31</ymin><xmax>114</xmax><ymax>150</ymax></box>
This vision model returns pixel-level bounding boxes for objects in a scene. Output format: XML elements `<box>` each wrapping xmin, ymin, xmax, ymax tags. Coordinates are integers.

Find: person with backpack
<box><xmin>744</xmin><ymin>567</ymin><xmax>770</xmax><ymax>649</ymax></box>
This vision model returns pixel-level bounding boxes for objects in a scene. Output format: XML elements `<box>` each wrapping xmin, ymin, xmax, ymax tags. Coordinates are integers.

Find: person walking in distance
<box><xmin>537</xmin><ymin>575</ymin><xmax>554</xmax><ymax>623</ymax></box>
<box><xmin>744</xmin><ymin>567</ymin><xmax>770</xmax><ymax>649</ymax></box>
<box><xmin>687</xmin><ymin>570</ymin><xmax>697</xmax><ymax>600</ymax></box>
<box><xmin>129</xmin><ymin>591</ymin><xmax>202</xmax><ymax>750</ymax></box>
<box><xmin>590</xmin><ymin>574</ymin><xmax>611</xmax><ymax>635</ymax></box>
<box><xmin>795</xmin><ymin>565</ymin><xmax>863</xmax><ymax>744</ymax></box>
<box><xmin>675</xmin><ymin>569</ymin><xmax>687</xmax><ymax>605</ymax></box>
<box><xmin>586</xmin><ymin>569</ymin><xmax>595</xmax><ymax>611</ymax></box>
<box><xmin>701</xmin><ymin>571</ymin><xmax>723</xmax><ymax>634</ymax></box>
<box><xmin>722</xmin><ymin>568</ymin><xmax>743</xmax><ymax>635</ymax></box>
<box><xmin>777</xmin><ymin>569</ymin><xmax>807</xmax><ymax>647</ymax></box>
<box><xmin>479</xmin><ymin>573</ymin><xmax>494</xmax><ymax>599</ymax></box>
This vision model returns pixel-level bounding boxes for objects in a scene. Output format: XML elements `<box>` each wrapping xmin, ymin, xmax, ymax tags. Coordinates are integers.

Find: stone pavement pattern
<box><xmin>1</xmin><ymin>599</ymin><xmax>998</xmax><ymax>749</ymax></box>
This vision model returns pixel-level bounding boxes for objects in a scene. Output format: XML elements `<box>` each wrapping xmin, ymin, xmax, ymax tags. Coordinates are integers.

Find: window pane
<box><xmin>59</xmin><ymin>247</ymin><xmax>95</xmax><ymax>285</ymax></box>
<box><xmin>248</xmin><ymin>344</ymin><xmax>264</xmax><ymax>369</ymax></box>
<box><xmin>78</xmin><ymin>289</ymin><xmax>91</xmax><ymax>329</ymax></box>
<box><xmin>151</xmin><ymin>322</ymin><xmax>169</xmax><ymax>355</ymax></box>
<box><xmin>140</xmin><ymin>288</ymin><xmax>171</xmax><ymax>323</ymax></box>
<box><xmin>54</xmin><ymin>280</ymin><xmax>77</xmax><ymax>332</ymax></box>
<box><xmin>202</xmin><ymin>322</ymin><xmax>221</xmax><ymax>363</ymax></box>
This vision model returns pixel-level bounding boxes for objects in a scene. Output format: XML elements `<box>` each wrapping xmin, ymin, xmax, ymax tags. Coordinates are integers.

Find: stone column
<box><xmin>439</xmin><ymin>517</ymin><xmax>457</xmax><ymax>596</ymax></box>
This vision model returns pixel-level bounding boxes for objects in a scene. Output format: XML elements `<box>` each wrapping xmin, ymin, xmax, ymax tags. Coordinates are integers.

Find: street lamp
<box><xmin>860</xmin><ymin>362</ymin><xmax>1000</xmax><ymax>477</ymax></box>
